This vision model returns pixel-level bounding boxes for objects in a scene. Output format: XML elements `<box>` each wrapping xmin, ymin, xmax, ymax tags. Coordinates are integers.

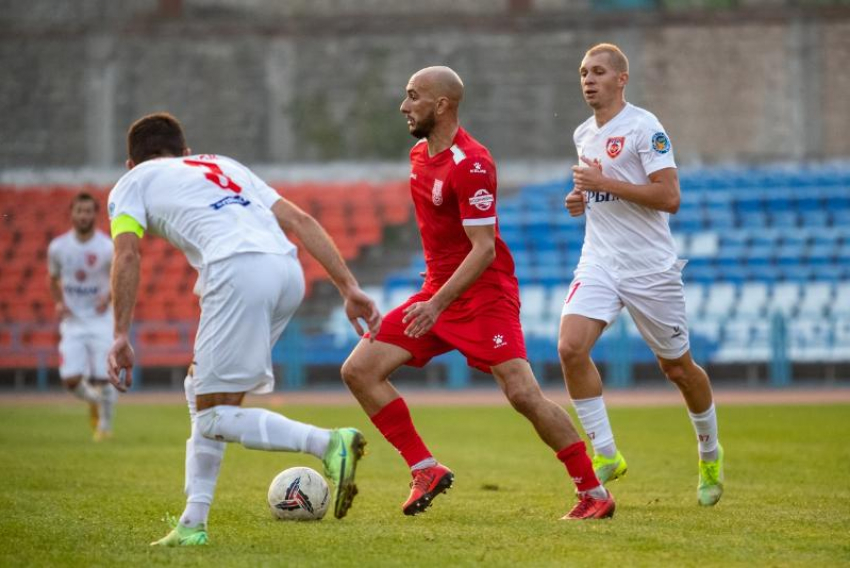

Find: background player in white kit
<box><xmin>558</xmin><ymin>44</ymin><xmax>724</xmax><ymax>506</ymax></box>
<box><xmin>47</xmin><ymin>193</ymin><xmax>118</xmax><ymax>441</ymax></box>
<box><xmin>106</xmin><ymin>113</ymin><xmax>381</xmax><ymax>546</ymax></box>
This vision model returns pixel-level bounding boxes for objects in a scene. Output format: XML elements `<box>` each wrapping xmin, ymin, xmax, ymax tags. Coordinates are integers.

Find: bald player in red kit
<box><xmin>341</xmin><ymin>66</ymin><xmax>615</xmax><ymax>520</ymax></box>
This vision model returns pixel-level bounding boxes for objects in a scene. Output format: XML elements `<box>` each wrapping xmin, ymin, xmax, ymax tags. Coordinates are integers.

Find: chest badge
<box><xmin>432</xmin><ymin>179</ymin><xmax>444</xmax><ymax>206</ymax></box>
<box><xmin>606</xmin><ymin>137</ymin><xmax>625</xmax><ymax>159</ymax></box>
<box><xmin>86</xmin><ymin>253</ymin><xmax>97</xmax><ymax>267</ymax></box>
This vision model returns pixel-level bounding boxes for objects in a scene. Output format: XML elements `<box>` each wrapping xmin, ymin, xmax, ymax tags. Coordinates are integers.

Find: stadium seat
<box><xmin>703</xmin><ymin>283</ymin><xmax>737</xmax><ymax>320</ymax></box>
<box><xmin>768</xmin><ymin>282</ymin><xmax>801</xmax><ymax>317</ymax></box>
<box><xmin>735</xmin><ymin>282</ymin><xmax>769</xmax><ymax>318</ymax></box>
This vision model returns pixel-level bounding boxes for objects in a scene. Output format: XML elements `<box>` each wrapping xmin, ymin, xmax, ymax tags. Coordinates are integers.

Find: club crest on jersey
<box><xmin>469</xmin><ymin>189</ymin><xmax>494</xmax><ymax>211</ymax></box>
<box><xmin>86</xmin><ymin>253</ymin><xmax>97</xmax><ymax>267</ymax></box>
<box><xmin>432</xmin><ymin>179</ymin><xmax>444</xmax><ymax>206</ymax></box>
<box><xmin>652</xmin><ymin>132</ymin><xmax>671</xmax><ymax>154</ymax></box>
<box><xmin>606</xmin><ymin>137</ymin><xmax>625</xmax><ymax>158</ymax></box>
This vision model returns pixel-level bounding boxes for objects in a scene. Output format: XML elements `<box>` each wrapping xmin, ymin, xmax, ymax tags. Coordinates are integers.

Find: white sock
<box><xmin>97</xmin><ymin>382</ymin><xmax>117</xmax><ymax>432</ymax></box>
<box><xmin>70</xmin><ymin>380</ymin><xmax>99</xmax><ymax>404</ymax></box>
<box><xmin>181</xmin><ymin>373</ymin><xmax>224</xmax><ymax>529</ymax></box>
<box><xmin>688</xmin><ymin>403</ymin><xmax>719</xmax><ymax>461</ymax></box>
<box><xmin>197</xmin><ymin>405</ymin><xmax>330</xmax><ymax>458</ymax></box>
<box><xmin>585</xmin><ymin>485</ymin><xmax>608</xmax><ymax>500</ymax></box>
<box><xmin>572</xmin><ymin>396</ymin><xmax>617</xmax><ymax>458</ymax></box>
<box><xmin>180</xmin><ymin>502</ymin><xmax>210</xmax><ymax>529</ymax></box>
<box><xmin>306</xmin><ymin>428</ymin><xmax>332</xmax><ymax>458</ymax></box>
<box><xmin>411</xmin><ymin>457</ymin><xmax>438</xmax><ymax>472</ymax></box>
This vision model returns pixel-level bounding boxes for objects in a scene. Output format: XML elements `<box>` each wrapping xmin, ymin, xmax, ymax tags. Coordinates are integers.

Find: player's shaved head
<box><xmin>584</xmin><ymin>43</ymin><xmax>629</xmax><ymax>74</ymax></box>
<box><xmin>410</xmin><ymin>66</ymin><xmax>464</xmax><ymax>107</ymax></box>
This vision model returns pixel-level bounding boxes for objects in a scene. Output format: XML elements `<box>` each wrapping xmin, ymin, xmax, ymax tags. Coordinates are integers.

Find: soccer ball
<box><xmin>267</xmin><ymin>467</ymin><xmax>330</xmax><ymax>521</ymax></box>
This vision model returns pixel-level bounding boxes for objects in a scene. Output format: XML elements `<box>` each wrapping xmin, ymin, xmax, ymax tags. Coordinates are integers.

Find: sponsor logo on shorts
<box><xmin>470</xmin><ymin>162</ymin><xmax>487</xmax><ymax>174</ymax></box>
<box><xmin>210</xmin><ymin>195</ymin><xmax>251</xmax><ymax>210</ymax></box>
<box><xmin>469</xmin><ymin>189</ymin><xmax>494</xmax><ymax>211</ymax></box>
<box><xmin>410</xmin><ymin>171</ymin><xmax>417</xmax><ymax>180</ymax></box>
<box><xmin>432</xmin><ymin>179</ymin><xmax>444</xmax><ymax>206</ymax></box>
<box><xmin>671</xmin><ymin>325</ymin><xmax>682</xmax><ymax>338</ymax></box>
<box><xmin>606</xmin><ymin>136</ymin><xmax>625</xmax><ymax>158</ymax></box>
<box><xmin>493</xmin><ymin>334</ymin><xmax>507</xmax><ymax>349</ymax></box>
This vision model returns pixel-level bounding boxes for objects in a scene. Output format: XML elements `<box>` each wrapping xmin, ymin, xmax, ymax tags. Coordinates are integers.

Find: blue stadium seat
<box><xmin>769</xmin><ymin>211</ymin><xmax>799</xmax><ymax>228</ymax></box>
<box><xmin>800</xmin><ymin>210</ymin><xmax>830</xmax><ymax>228</ymax></box>
<box><xmin>716</xmin><ymin>243</ymin><xmax>746</xmax><ymax>267</ymax></box>
<box><xmin>735</xmin><ymin>195</ymin><xmax>763</xmax><ymax>213</ymax></box>
<box><xmin>776</xmin><ymin>243</ymin><xmax>806</xmax><ymax>266</ymax></box>
<box><xmin>750</xmin><ymin>229</ymin><xmax>780</xmax><ymax>248</ymax></box>
<box><xmin>737</xmin><ymin>211</ymin><xmax>767</xmax><ymax>228</ymax></box>
<box><xmin>747</xmin><ymin>264</ymin><xmax>782</xmax><ymax>283</ymax></box>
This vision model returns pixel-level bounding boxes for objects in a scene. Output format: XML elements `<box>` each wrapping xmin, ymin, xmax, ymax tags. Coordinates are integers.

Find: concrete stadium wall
<box><xmin>1</xmin><ymin>2</ymin><xmax>848</xmax><ymax>168</ymax></box>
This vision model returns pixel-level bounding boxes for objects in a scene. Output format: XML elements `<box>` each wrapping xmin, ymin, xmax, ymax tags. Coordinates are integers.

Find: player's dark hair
<box><xmin>127</xmin><ymin>112</ymin><xmax>188</xmax><ymax>165</ymax></box>
<box><xmin>71</xmin><ymin>192</ymin><xmax>99</xmax><ymax>212</ymax></box>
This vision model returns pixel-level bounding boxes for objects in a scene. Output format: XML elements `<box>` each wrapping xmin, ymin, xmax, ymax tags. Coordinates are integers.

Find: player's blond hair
<box><xmin>585</xmin><ymin>43</ymin><xmax>629</xmax><ymax>73</ymax></box>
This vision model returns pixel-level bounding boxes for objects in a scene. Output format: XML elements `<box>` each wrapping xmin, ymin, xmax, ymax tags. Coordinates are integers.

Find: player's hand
<box><xmin>565</xmin><ymin>187</ymin><xmax>586</xmax><ymax>217</ymax></box>
<box><xmin>95</xmin><ymin>296</ymin><xmax>110</xmax><ymax>314</ymax></box>
<box><xmin>572</xmin><ymin>156</ymin><xmax>605</xmax><ymax>192</ymax></box>
<box><xmin>402</xmin><ymin>300</ymin><xmax>442</xmax><ymax>338</ymax></box>
<box><xmin>107</xmin><ymin>334</ymin><xmax>135</xmax><ymax>392</ymax></box>
<box><xmin>54</xmin><ymin>301</ymin><xmax>70</xmax><ymax>319</ymax></box>
<box><xmin>344</xmin><ymin>287</ymin><xmax>382</xmax><ymax>341</ymax></box>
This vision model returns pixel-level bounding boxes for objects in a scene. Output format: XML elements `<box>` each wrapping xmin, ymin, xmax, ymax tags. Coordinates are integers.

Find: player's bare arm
<box><xmin>572</xmin><ymin>158</ymin><xmax>680</xmax><ymax>213</ymax></box>
<box><xmin>48</xmin><ymin>274</ymin><xmax>71</xmax><ymax>318</ymax></box>
<box><xmin>271</xmin><ymin>197</ymin><xmax>381</xmax><ymax>339</ymax></box>
<box><xmin>107</xmin><ymin>232</ymin><xmax>141</xmax><ymax>391</ymax></box>
<box><xmin>402</xmin><ymin>224</ymin><xmax>496</xmax><ymax>338</ymax></box>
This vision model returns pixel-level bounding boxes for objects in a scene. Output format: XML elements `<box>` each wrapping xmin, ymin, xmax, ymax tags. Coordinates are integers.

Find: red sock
<box><xmin>370</xmin><ymin>398</ymin><xmax>433</xmax><ymax>468</ymax></box>
<box><xmin>556</xmin><ymin>441</ymin><xmax>601</xmax><ymax>493</ymax></box>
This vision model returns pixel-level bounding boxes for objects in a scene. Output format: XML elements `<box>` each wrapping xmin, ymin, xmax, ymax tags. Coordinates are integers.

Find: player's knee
<box><xmin>661</xmin><ymin>362</ymin><xmax>688</xmax><ymax>386</ymax></box>
<box><xmin>504</xmin><ymin>382</ymin><xmax>542</xmax><ymax>416</ymax></box>
<box><xmin>340</xmin><ymin>358</ymin><xmax>366</xmax><ymax>390</ymax></box>
<box><xmin>557</xmin><ymin>338</ymin><xmax>589</xmax><ymax>369</ymax></box>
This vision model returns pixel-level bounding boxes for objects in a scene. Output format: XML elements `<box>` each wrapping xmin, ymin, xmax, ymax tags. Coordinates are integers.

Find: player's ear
<box><xmin>618</xmin><ymin>71</ymin><xmax>629</xmax><ymax>88</ymax></box>
<box><xmin>125</xmin><ymin>158</ymin><xmax>135</xmax><ymax>170</ymax></box>
<box><xmin>183</xmin><ymin>147</ymin><xmax>191</xmax><ymax>156</ymax></box>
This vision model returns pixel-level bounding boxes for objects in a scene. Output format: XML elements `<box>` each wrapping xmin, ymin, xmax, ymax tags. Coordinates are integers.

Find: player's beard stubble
<box><xmin>409</xmin><ymin>109</ymin><xmax>436</xmax><ymax>139</ymax></box>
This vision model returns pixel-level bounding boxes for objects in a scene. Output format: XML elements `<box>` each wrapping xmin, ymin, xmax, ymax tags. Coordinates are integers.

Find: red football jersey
<box><xmin>408</xmin><ymin>127</ymin><xmax>517</xmax><ymax>297</ymax></box>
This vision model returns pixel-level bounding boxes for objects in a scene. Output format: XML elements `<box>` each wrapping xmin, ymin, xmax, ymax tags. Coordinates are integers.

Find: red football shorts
<box><xmin>371</xmin><ymin>285</ymin><xmax>528</xmax><ymax>374</ymax></box>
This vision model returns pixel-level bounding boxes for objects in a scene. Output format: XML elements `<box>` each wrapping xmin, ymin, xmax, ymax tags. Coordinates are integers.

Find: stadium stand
<box><xmin>0</xmin><ymin>181</ymin><xmax>411</xmax><ymax>370</ymax></box>
<box><xmin>331</xmin><ymin>163</ymin><xmax>850</xmax><ymax>370</ymax></box>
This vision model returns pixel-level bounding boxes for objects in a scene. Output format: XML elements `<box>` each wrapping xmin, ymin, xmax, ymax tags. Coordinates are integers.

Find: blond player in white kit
<box><xmin>558</xmin><ymin>44</ymin><xmax>724</xmax><ymax>506</ymax></box>
<box><xmin>106</xmin><ymin>113</ymin><xmax>381</xmax><ymax>546</ymax></box>
<box><xmin>47</xmin><ymin>193</ymin><xmax>118</xmax><ymax>441</ymax></box>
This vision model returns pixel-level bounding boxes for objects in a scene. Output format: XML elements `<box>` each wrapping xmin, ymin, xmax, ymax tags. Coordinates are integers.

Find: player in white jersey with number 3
<box><xmin>47</xmin><ymin>193</ymin><xmax>118</xmax><ymax>441</ymax></box>
<box><xmin>107</xmin><ymin>113</ymin><xmax>381</xmax><ymax>546</ymax></box>
<box><xmin>558</xmin><ymin>44</ymin><xmax>724</xmax><ymax>506</ymax></box>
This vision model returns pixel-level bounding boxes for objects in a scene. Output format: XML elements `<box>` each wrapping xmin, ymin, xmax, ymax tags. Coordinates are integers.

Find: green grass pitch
<box><xmin>1</xmin><ymin>401</ymin><xmax>848</xmax><ymax>566</ymax></box>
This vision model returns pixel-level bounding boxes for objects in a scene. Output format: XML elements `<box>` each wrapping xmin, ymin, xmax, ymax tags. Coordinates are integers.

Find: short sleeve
<box><xmin>453</xmin><ymin>157</ymin><xmax>498</xmax><ymax>227</ymax></box>
<box><xmin>108</xmin><ymin>175</ymin><xmax>148</xmax><ymax>232</ymax></box>
<box><xmin>636</xmin><ymin>120</ymin><xmax>677</xmax><ymax>176</ymax></box>
<box><xmin>246</xmin><ymin>169</ymin><xmax>283</xmax><ymax>209</ymax></box>
<box><xmin>47</xmin><ymin>240</ymin><xmax>61</xmax><ymax>277</ymax></box>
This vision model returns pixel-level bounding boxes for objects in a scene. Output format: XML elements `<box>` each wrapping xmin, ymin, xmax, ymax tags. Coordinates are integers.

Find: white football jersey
<box><xmin>107</xmin><ymin>154</ymin><xmax>296</xmax><ymax>270</ymax></box>
<box><xmin>573</xmin><ymin>103</ymin><xmax>678</xmax><ymax>277</ymax></box>
<box><xmin>47</xmin><ymin>230</ymin><xmax>114</xmax><ymax>320</ymax></box>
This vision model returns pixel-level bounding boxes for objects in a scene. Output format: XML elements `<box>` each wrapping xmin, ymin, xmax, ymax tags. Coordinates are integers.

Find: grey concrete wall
<box><xmin>1</xmin><ymin>4</ymin><xmax>848</xmax><ymax>168</ymax></box>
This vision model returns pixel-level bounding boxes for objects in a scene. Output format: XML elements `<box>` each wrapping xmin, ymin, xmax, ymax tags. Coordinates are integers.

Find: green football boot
<box><xmin>150</xmin><ymin>514</ymin><xmax>209</xmax><ymax>547</ymax></box>
<box><xmin>592</xmin><ymin>450</ymin><xmax>628</xmax><ymax>484</ymax></box>
<box><xmin>697</xmin><ymin>444</ymin><xmax>724</xmax><ymax>506</ymax></box>
<box><xmin>322</xmin><ymin>428</ymin><xmax>367</xmax><ymax>519</ymax></box>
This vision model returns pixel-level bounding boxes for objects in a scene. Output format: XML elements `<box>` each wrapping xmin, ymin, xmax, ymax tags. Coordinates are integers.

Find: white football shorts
<box><xmin>58</xmin><ymin>314</ymin><xmax>113</xmax><ymax>379</ymax></box>
<box><xmin>193</xmin><ymin>251</ymin><xmax>305</xmax><ymax>396</ymax></box>
<box><xmin>561</xmin><ymin>260</ymin><xmax>690</xmax><ymax>359</ymax></box>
